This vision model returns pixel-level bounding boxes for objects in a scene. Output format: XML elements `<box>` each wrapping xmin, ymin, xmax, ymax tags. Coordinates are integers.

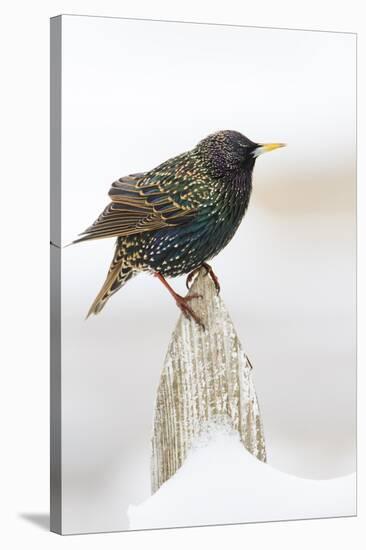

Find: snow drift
<box><xmin>129</xmin><ymin>428</ymin><xmax>356</xmax><ymax>530</ymax></box>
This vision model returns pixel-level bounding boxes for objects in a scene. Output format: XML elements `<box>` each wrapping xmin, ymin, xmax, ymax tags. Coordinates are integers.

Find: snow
<box><xmin>128</xmin><ymin>427</ymin><xmax>356</xmax><ymax>530</ymax></box>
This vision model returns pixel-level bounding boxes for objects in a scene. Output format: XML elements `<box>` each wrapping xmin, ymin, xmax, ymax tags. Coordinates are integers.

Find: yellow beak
<box><xmin>253</xmin><ymin>142</ymin><xmax>286</xmax><ymax>157</ymax></box>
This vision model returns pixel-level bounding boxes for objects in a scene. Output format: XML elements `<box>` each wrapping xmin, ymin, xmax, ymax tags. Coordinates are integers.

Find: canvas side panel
<box><xmin>50</xmin><ymin>15</ymin><xmax>62</xmax><ymax>535</ymax></box>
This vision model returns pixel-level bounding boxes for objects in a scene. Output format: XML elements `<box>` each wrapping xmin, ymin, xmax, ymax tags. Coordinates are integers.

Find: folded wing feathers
<box><xmin>74</xmin><ymin>173</ymin><xmax>196</xmax><ymax>244</ymax></box>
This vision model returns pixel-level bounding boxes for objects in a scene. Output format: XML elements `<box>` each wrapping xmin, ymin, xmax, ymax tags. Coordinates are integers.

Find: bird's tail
<box><xmin>86</xmin><ymin>247</ymin><xmax>135</xmax><ymax>318</ymax></box>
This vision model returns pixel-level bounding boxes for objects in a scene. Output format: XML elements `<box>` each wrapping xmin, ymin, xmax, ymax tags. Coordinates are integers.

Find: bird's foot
<box><xmin>154</xmin><ymin>272</ymin><xmax>205</xmax><ymax>329</ymax></box>
<box><xmin>174</xmin><ymin>293</ymin><xmax>205</xmax><ymax>329</ymax></box>
<box><xmin>186</xmin><ymin>262</ymin><xmax>220</xmax><ymax>294</ymax></box>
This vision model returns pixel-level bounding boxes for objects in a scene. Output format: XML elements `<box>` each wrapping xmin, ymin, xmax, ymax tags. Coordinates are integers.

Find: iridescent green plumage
<box><xmin>75</xmin><ymin>130</ymin><xmax>284</xmax><ymax>319</ymax></box>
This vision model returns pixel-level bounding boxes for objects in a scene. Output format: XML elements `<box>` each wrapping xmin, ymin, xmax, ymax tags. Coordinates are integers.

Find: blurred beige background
<box><xmin>59</xmin><ymin>15</ymin><xmax>356</xmax><ymax>534</ymax></box>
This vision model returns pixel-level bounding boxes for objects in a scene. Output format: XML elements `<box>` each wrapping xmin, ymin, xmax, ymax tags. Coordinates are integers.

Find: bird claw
<box><xmin>185</xmin><ymin>293</ymin><xmax>203</xmax><ymax>302</ymax></box>
<box><xmin>186</xmin><ymin>270</ymin><xmax>197</xmax><ymax>290</ymax></box>
<box><xmin>175</xmin><ymin>294</ymin><xmax>205</xmax><ymax>329</ymax></box>
<box><xmin>186</xmin><ymin>263</ymin><xmax>220</xmax><ymax>294</ymax></box>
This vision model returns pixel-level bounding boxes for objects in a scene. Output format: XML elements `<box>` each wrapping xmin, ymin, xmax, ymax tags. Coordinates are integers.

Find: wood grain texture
<box><xmin>151</xmin><ymin>268</ymin><xmax>266</xmax><ymax>493</ymax></box>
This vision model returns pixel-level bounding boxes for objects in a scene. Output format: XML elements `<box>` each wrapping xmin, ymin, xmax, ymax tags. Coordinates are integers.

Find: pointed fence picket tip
<box><xmin>151</xmin><ymin>267</ymin><xmax>267</xmax><ymax>494</ymax></box>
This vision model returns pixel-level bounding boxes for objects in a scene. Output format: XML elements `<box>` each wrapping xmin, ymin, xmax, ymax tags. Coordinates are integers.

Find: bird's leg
<box><xmin>155</xmin><ymin>272</ymin><xmax>205</xmax><ymax>329</ymax></box>
<box><xmin>186</xmin><ymin>262</ymin><xmax>220</xmax><ymax>294</ymax></box>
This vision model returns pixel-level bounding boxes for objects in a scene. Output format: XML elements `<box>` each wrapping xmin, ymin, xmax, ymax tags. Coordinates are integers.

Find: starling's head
<box><xmin>196</xmin><ymin>130</ymin><xmax>285</xmax><ymax>177</ymax></box>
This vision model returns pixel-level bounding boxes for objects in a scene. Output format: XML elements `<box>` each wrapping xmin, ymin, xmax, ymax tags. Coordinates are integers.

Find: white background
<box><xmin>60</xmin><ymin>15</ymin><xmax>356</xmax><ymax>534</ymax></box>
<box><xmin>0</xmin><ymin>0</ymin><xmax>365</xmax><ymax>549</ymax></box>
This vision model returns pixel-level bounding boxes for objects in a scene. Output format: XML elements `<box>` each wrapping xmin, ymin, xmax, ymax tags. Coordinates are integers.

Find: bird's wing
<box><xmin>73</xmin><ymin>155</ymin><xmax>200</xmax><ymax>243</ymax></box>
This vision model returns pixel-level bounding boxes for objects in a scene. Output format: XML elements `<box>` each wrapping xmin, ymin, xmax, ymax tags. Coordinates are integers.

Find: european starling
<box><xmin>74</xmin><ymin>130</ymin><xmax>285</xmax><ymax>326</ymax></box>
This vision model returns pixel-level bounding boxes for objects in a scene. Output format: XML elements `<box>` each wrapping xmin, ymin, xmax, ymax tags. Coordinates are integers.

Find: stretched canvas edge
<box><xmin>50</xmin><ymin>14</ymin><xmax>62</xmax><ymax>535</ymax></box>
